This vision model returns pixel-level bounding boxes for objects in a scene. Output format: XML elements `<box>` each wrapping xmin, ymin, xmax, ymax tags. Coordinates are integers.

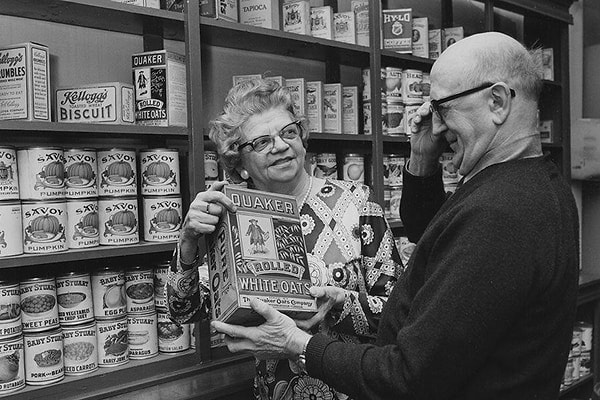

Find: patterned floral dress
<box><xmin>166</xmin><ymin>178</ymin><xmax>404</xmax><ymax>400</ymax></box>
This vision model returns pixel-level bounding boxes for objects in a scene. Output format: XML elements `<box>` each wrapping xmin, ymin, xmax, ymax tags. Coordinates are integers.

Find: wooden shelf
<box><xmin>381</xmin><ymin>49</ymin><xmax>435</xmax><ymax>69</ymax></box>
<box><xmin>383</xmin><ymin>135</ymin><xmax>410</xmax><ymax>144</ymax></box>
<box><xmin>0</xmin><ymin>0</ymin><xmax>185</xmax><ymax>40</ymax></box>
<box><xmin>0</xmin><ymin>121</ymin><xmax>188</xmax><ymax>138</ymax></box>
<box><xmin>308</xmin><ymin>133</ymin><xmax>374</xmax><ymax>142</ymax></box>
<box><xmin>0</xmin><ymin>242</ymin><xmax>175</xmax><ymax>269</ymax></box>
<box><xmin>199</xmin><ymin>17</ymin><xmax>370</xmax><ymax>67</ymax></box>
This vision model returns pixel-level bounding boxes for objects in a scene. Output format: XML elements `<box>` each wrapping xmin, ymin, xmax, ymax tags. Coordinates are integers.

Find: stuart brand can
<box><xmin>157</xmin><ymin>311</ymin><xmax>190</xmax><ymax>353</ymax></box>
<box><xmin>142</xmin><ymin>196</ymin><xmax>182</xmax><ymax>242</ymax></box>
<box><xmin>0</xmin><ymin>282</ymin><xmax>22</xmax><ymax>338</ymax></box>
<box><xmin>61</xmin><ymin>322</ymin><xmax>98</xmax><ymax>376</ymax></box>
<box><xmin>125</xmin><ymin>267</ymin><xmax>155</xmax><ymax>315</ymax></box>
<box><xmin>17</xmin><ymin>147</ymin><xmax>65</xmax><ymax>200</ymax></box>
<box><xmin>66</xmin><ymin>198</ymin><xmax>100</xmax><ymax>249</ymax></box>
<box><xmin>55</xmin><ymin>272</ymin><xmax>94</xmax><ymax>326</ymax></box>
<box><xmin>388</xmin><ymin>154</ymin><xmax>404</xmax><ymax>186</ymax></box>
<box><xmin>64</xmin><ymin>148</ymin><xmax>98</xmax><ymax>199</ymax></box>
<box><xmin>97</xmin><ymin>148</ymin><xmax>137</xmax><ymax>197</ymax></box>
<box><xmin>96</xmin><ymin>317</ymin><xmax>129</xmax><ymax>367</ymax></box>
<box><xmin>343</xmin><ymin>154</ymin><xmax>364</xmax><ymax>183</ymax></box>
<box><xmin>314</xmin><ymin>153</ymin><xmax>338</xmax><ymax>179</ymax></box>
<box><xmin>19</xmin><ymin>277</ymin><xmax>59</xmax><ymax>332</ymax></box>
<box><xmin>0</xmin><ymin>146</ymin><xmax>19</xmax><ymax>200</ymax></box>
<box><xmin>23</xmin><ymin>328</ymin><xmax>64</xmax><ymax>385</ymax></box>
<box><xmin>127</xmin><ymin>312</ymin><xmax>158</xmax><ymax>360</ymax></box>
<box><xmin>91</xmin><ymin>268</ymin><xmax>126</xmax><ymax>320</ymax></box>
<box><xmin>98</xmin><ymin>196</ymin><xmax>139</xmax><ymax>246</ymax></box>
<box><xmin>22</xmin><ymin>200</ymin><xmax>67</xmax><ymax>254</ymax></box>
<box><xmin>0</xmin><ymin>201</ymin><xmax>23</xmax><ymax>257</ymax></box>
<box><xmin>0</xmin><ymin>336</ymin><xmax>25</xmax><ymax>394</ymax></box>
<box><xmin>140</xmin><ymin>148</ymin><xmax>180</xmax><ymax>196</ymax></box>
<box><xmin>401</xmin><ymin>69</ymin><xmax>423</xmax><ymax>104</ymax></box>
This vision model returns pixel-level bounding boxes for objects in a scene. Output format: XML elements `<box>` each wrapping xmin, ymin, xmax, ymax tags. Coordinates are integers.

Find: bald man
<box><xmin>212</xmin><ymin>32</ymin><xmax>580</xmax><ymax>400</ymax></box>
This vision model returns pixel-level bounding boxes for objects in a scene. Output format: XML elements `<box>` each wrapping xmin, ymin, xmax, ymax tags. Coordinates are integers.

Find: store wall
<box><xmin>583</xmin><ymin>0</ymin><xmax>600</xmax><ymax>118</ymax></box>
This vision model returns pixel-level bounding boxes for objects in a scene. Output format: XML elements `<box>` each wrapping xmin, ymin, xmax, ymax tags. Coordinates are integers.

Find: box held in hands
<box><xmin>206</xmin><ymin>186</ymin><xmax>317</xmax><ymax>325</ymax></box>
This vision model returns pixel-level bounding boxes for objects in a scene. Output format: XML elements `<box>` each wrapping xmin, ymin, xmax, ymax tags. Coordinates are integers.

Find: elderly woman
<box><xmin>166</xmin><ymin>78</ymin><xmax>404</xmax><ymax>400</ymax></box>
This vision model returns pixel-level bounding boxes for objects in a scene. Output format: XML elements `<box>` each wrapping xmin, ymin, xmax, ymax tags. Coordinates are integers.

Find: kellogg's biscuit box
<box><xmin>132</xmin><ymin>50</ymin><xmax>187</xmax><ymax>127</ymax></box>
<box><xmin>0</xmin><ymin>42</ymin><xmax>50</xmax><ymax>121</ymax></box>
<box><xmin>56</xmin><ymin>82</ymin><xmax>134</xmax><ymax>124</ymax></box>
<box><xmin>206</xmin><ymin>186</ymin><xmax>317</xmax><ymax>326</ymax></box>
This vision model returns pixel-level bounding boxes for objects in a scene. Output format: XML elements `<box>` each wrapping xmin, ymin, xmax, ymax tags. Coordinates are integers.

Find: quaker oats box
<box><xmin>382</xmin><ymin>8</ymin><xmax>412</xmax><ymax>54</ymax></box>
<box><xmin>285</xmin><ymin>78</ymin><xmax>306</xmax><ymax>117</ymax></box>
<box><xmin>206</xmin><ymin>186</ymin><xmax>317</xmax><ymax>326</ymax></box>
<box><xmin>323</xmin><ymin>83</ymin><xmax>342</xmax><ymax>133</ymax></box>
<box><xmin>132</xmin><ymin>50</ymin><xmax>187</xmax><ymax>127</ymax></box>
<box><xmin>240</xmin><ymin>0</ymin><xmax>280</xmax><ymax>29</ymax></box>
<box><xmin>56</xmin><ymin>83</ymin><xmax>134</xmax><ymax>124</ymax></box>
<box><xmin>412</xmin><ymin>17</ymin><xmax>429</xmax><ymax>58</ymax></box>
<box><xmin>310</xmin><ymin>6</ymin><xmax>334</xmax><ymax>40</ymax></box>
<box><xmin>351</xmin><ymin>1</ymin><xmax>369</xmax><ymax>47</ymax></box>
<box><xmin>0</xmin><ymin>42</ymin><xmax>50</xmax><ymax>121</ymax></box>
<box><xmin>306</xmin><ymin>81</ymin><xmax>323</xmax><ymax>133</ymax></box>
<box><xmin>333</xmin><ymin>11</ymin><xmax>356</xmax><ymax>45</ymax></box>
<box><xmin>283</xmin><ymin>1</ymin><xmax>311</xmax><ymax>36</ymax></box>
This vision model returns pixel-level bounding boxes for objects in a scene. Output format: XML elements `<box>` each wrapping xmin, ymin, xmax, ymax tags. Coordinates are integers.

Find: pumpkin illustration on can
<box><xmin>67</xmin><ymin>199</ymin><xmax>100</xmax><ymax>249</ymax></box>
<box><xmin>22</xmin><ymin>201</ymin><xmax>67</xmax><ymax>253</ymax></box>
<box><xmin>140</xmin><ymin>149</ymin><xmax>179</xmax><ymax>196</ymax></box>
<box><xmin>143</xmin><ymin>196</ymin><xmax>182</xmax><ymax>242</ymax></box>
<box><xmin>17</xmin><ymin>147</ymin><xmax>66</xmax><ymax>200</ymax></box>
<box><xmin>64</xmin><ymin>149</ymin><xmax>98</xmax><ymax>198</ymax></box>
<box><xmin>98</xmin><ymin>197</ymin><xmax>139</xmax><ymax>245</ymax></box>
<box><xmin>97</xmin><ymin>149</ymin><xmax>137</xmax><ymax>197</ymax></box>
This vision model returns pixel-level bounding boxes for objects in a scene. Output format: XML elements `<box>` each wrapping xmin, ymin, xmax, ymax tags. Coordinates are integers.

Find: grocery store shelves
<box><xmin>0</xmin><ymin>121</ymin><xmax>189</xmax><ymax>138</ymax></box>
<box><xmin>308</xmin><ymin>133</ymin><xmax>374</xmax><ymax>142</ymax></box>
<box><xmin>381</xmin><ymin>49</ymin><xmax>435</xmax><ymax>69</ymax></box>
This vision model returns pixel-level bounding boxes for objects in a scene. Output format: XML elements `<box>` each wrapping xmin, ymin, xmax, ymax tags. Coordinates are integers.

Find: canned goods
<box><xmin>343</xmin><ymin>154</ymin><xmax>364</xmax><ymax>183</ymax></box>
<box><xmin>0</xmin><ymin>282</ymin><xmax>22</xmax><ymax>338</ymax></box>
<box><xmin>91</xmin><ymin>268</ymin><xmax>126</xmax><ymax>320</ymax></box>
<box><xmin>66</xmin><ymin>199</ymin><xmax>100</xmax><ymax>249</ymax></box>
<box><xmin>55</xmin><ymin>272</ymin><xmax>94</xmax><ymax>325</ymax></box>
<box><xmin>387</xmin><ymin>101</ymin><xmax>404</xmax><ymax>135</ymax></box>
<box><xmin>314</xmin><ymin>153</ymin><xmax>338</xmax><ymax>179</ymax></box>
<box><xmin>140</xmin><ymin>148</ymin><xmax>180</xmax><ymax>196</ymax></box>
<box><xmin>190</xmin><ymin>323</ymin><xmax>197</xmax><ymax>350</ymax></box>
<box><xmin>363</xmin><ymin>101</ymin><xmax>371</xmax><ymax>135</ymax></box>
<box><xmin>381</xmin><ymin>101</ymin><xmax>388</xmax><ymax>135</ymax></box>
<box><xmin>440</xmin><ymin>153</ymin><xmax>459</xmax><ymax>184</ymax></box>
<box><xmin>390</xmin><ymin>186</ymin><xmax>402</xmax><ymax>219</ymax></box>
<box><xmin>97</xmin><ymin>148</ymin><xmax>137</xmax><ymax>197</ymax></box>
<box><xmin>61</xmin><ymin>322</ymin><xmax>98</xmax><ymax>376</ymax></box>
<box><xmin>383</xmin><ymin>188</ymin><xmax>391</xmax><ymax>218</ymax></box>
<box><xmin>388</xmin><ymin>155</ymin><xmax>404</xmax><ymax>187</ymax></box>
<box><xmin>125</xmin><ymin>267</ymin><xmax>155</xmax><ymax>314</ymax></box>
<box><xmin>0</xmin><ymin>201</ymin><xmax>23</xmax><ymax>257</ymax></box>
<box><xmin>0</xmin><ymin>336</ymin><xmax>25</xmax><ymax>394</ymax></box>
<box><xmin>421</xmin><ymin>72</ymin><xmax>431</xmax><ymax>103</ymax></box>
<box><xmin>98</xmin><ymin>197</ymin><xmax>139</xmax><ymax>246</ymax></box>
<box><xmin>23</xmin><ymin>328</ymin><xmax>64</xmax><ymax>385</ymax></box>
<box><xmin>401</xmin><ymin>69</ymin><xmax>423</xmax><ymax>104</ymax></box>
<box><xmin>22</xmin><ymin>200</ymin><xmax>67</xmax><ymax>254</ymax></box>
<box><xmin>142</xmin><ymin>196</ymin><xmax>182</xmax><ymax>242</ymax></box>
<box><xmin>577</xmin><ymin>322</ymin><xmax>593</xmax><ymax>352</ymax></box>
<box><xmin>17</xmin><ymin>147</ymin><xmax>66</xmax><ymax>200</ymax></box>
<box><xmin>127</xmin><ymin>313</ymin><xmax>158</xmax><ymax>360</ymax></box>
<box><xmin>204</xmin><ymin>151</ymin><xmax>219</xmax><ymax>181</ymax></box>
<box><xmin>0</xmin><ymin>146</ymin><xmax>19</xmax><ymax>201</ymax></box>
<box><xmin>157</xmin><ymin>312</ymin><xmax>190</xmax><ymax>353</ymax></box>
<box><xmin>96</xmin><ymin>317</ymin><xmax>129</xmax><ymax>367</ymax></box>
<box><xmin>403</xmin><ymin>103</ymin><xmax>421</xmax><ymax>137</ymax></box>
<box><xmin>64</xmin><ymin>148</ymin><xmax>98</xmax><ymax>199</ymax></box>
<box><xmin>385</xmin><ymin>67</ymin><xmax>402</xmax><ymax>101</ymax></box>
<box><xmin>19</xmin><ymin>277</ymin><xmax>59</xmax><ymax>332</ymax></box>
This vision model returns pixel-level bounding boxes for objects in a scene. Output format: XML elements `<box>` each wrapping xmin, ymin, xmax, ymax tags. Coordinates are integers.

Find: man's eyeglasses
<box><xmin>429</xmin><ymin>82</ymin><xmax>516</xmax><ymax>119</ymax></box>
<box><xmin>238</xmin><ymin>120</ymin><xmax>303</xmax><ymax>153</ymax></box>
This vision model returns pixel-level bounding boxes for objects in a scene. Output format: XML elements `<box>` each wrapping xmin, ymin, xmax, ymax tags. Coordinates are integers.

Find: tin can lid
<box><xmin>140</xmin><ymin>148</ymin><xmax>179</xmax><ymax>153</ymax></box>
<box><xmin>62</xmin><ymin>321</ymin><xmax>96</xmax><ymax>332</ymax></box>
<box><xmin>20</xmin><ymin>276</ymin><xmax>55</xmax><ymax>284</ymax></box>
<box><xmin>64</xmin><ymin>148</ymin><xmax>97</xmax><ymax>153</ymax></box>
<box><xmin>92</xmin><ymin>266</ymin><xmax>125</xmax><ymax>275</ymax></box>
<box><xmin>0</xmin><ymin>145</ymin><xmax>16</xmax><ymax>150</ymax></box>
<box><xmin>21</xmin><ymin>199</ymin><xmax>67</xmax><ymax>205</ymax></box>
<box><xmin>17</xmin><ymin>146</ymin><xmax>63</xmax><ymax>151</ymax></box>
<box><xmin>97</xmin><ymin>147</ymin><xmax>136</xmax><ymax>153</ymax></box>
<box><xmin>56</xmin><ymin>271</ymin><xmax>90</xmax><ymax>279</ymax></box>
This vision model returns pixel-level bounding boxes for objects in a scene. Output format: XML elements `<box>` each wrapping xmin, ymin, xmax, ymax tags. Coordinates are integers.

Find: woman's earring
<box><xmin>240</xmin><ymin>169</ymin><xmax>250</xmax><ymax>180</ymax></box>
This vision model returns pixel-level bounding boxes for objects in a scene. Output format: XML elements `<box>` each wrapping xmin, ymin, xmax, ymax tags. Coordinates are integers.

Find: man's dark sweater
<box><xmin>306</xmin><ymin>156</ymin><xmax>579</xmax><ymax>399</ymax></box>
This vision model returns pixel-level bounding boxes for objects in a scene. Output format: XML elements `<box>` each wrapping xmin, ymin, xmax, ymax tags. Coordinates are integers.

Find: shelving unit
<box><xmin>0</xmin><ymin>0</ymin><xmax>587</xmax><ymax>399</ymax></box>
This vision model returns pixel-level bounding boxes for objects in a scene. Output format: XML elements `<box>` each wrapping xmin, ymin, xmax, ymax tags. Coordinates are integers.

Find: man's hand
<box><xmin>296</xmin><ymin>286</ymin><xmax>346</xmax><ymax>330</ymax></box>
<box><xmin>407</xmin><ymin>102</ymin><xmax>447</xmax><ymax>177</ymax></box>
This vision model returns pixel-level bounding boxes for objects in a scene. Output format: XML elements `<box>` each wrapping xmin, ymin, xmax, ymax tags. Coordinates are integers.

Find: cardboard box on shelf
<box><xmin>323</xmin><ymin>83</ymin><xmax>342</xmax><ymax>133</ymax></box>
<box><xmin>285</xmin><ymin>78</ymin><xmax>307</xmax><ymax>117</ymax></box>
<box><xmin>240</xmin><ymin>0</ymin><xmax>280</xmax><ymax>29</ymax></box>
<box><xmin>351</xmin><ymin>0</ymin><xmax>369</xmax><ymax>47</ymax></box>
<box><xmin>306</xmin><ymin>81</ymin><xmax>323</xmax><ymax>133</ymax></box>
<box><xmin>342</xmin><ymin>86</ymin><xmax>359</xmax><ymax>135</ymax></box>
<box><xmin>412</xmin><ymin>17</ymin><xmax>429</xmax><ymax>58</ymax></box>
<box><xmin>310</xmin><ymin>6</ymin><xmax>334</xmax><ymax>40</ymax></box>
<box><xmin>333</xmin><ymin>11</ymin><xmax>356</xmax><ymax>45</ymax></box>
<box><xmin>283</xmin><ymin>1</ymin><xmax>311</xmax><ymax>36</ymax></box>
<box><xmin>382</xmin><ymin>8</ymin><xmax>412</xmax><ymax>54</ymax></box>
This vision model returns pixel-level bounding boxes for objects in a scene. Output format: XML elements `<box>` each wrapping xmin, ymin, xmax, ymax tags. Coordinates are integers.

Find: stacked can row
<box><xmin>362</xmin><ymin>67</ymin><xmax>429</xmax><ymax>137</ymax></box>
<box><xmin>0</xmin><ymin>264</ymin><xmax>195</xmax><ymax>394</ymax></box>
<box><xmin>562</xmin><ymin>322</ymin><xmax>593</xmax><ymax>389</ymax></box>
<box><xmin>307</xmin><ymin>152</ymin><xmax>365</xmax><ymax>184</ymax></box>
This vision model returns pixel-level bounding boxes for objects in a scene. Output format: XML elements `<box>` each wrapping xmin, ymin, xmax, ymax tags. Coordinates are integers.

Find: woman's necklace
<box><xmin>298</xmin><ymin>176</ymin><xmax>314</xmax><ymax>210</ymax></box>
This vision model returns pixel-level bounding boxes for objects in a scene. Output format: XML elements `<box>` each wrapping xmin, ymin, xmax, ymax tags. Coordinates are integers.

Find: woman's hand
<box><xmin>295</xmin><ymin>286</ymin><xmax>346</xmax><ymax>330</ymax></box>
<box><xmin>179</xmin><ymin>180</ymin><xmax>237</xmax><ymax>263</ymax></box>
<box><xmin>407</xmin><ymin>102</ymin><xmax>447</xmax><ymax>177</ymax></box>
<box><xmin>211</xmin><ymin>298</ymin><xmax>311</xmax><ymax>360</ymax></box>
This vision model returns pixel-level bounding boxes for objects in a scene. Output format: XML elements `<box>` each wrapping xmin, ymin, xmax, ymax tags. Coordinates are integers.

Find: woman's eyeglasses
<box><xmin>429</xmin><ymin>82</ymin><xmax>516</xmax><ymax>120</ymax></box>
<box><xmin>238</xmin><ymin>120</ymin><xmax>303</xmax><ymax>153</ymax></box>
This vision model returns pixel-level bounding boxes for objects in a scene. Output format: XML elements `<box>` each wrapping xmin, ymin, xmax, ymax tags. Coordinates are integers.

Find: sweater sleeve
<box><xmin>400</xmin><ymin>165</ymin><xmax>446</xmax><ymax>243</ymax></box>
<box><xmin>306</xmin><ymin>203</ymin><xmax>541</xmax><ymax>399</ymax></box>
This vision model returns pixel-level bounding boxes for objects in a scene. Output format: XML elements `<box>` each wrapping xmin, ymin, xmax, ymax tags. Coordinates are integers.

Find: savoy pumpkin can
<box><xmin>97</xmin><ymin>148</ymin><xmax>137</xmax><ymax>197</ymax></box>
<box><xmin>98</xmin><ymin>197</ymin><xmax>139</xmax><ymax>245</ymax></box>
<box><xmin>142</xmin><ymin>195</ymin><xmax>182</xmax><ymax>242</ymax></box>
<box><xmin>17</xmin><ymin>147</ymin><xmax>66</xmax><ymax>200</ymax></box>
<box><xmin>66</xmin><ymin>198</ymin><xmax>100</xmax><ymax>249</ymax></box>
<box><xmin>140</xmin><ymin>148</ymin><xmax>180</xmax><ymax>196</ymax></box>
<box><xmin>0</xmin><ymin>146</ymin><xmax>19</xmax><ymax>201</ymax></box>
<box><xmin>64</xmin><ymin>148</ymin><xmax>98</xmax><ymax>199</ymax></box>
<box><xmin>21</xmin><ymin>200</ymin><xmax>67</xmax><ymax>254</ymax></box>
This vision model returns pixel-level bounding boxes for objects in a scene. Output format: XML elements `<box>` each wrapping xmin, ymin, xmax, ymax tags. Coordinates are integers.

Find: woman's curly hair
<box><xmin>208</xmin><ymin>78</ymin><xmax>309</xmax><ymax>183</ymax></box>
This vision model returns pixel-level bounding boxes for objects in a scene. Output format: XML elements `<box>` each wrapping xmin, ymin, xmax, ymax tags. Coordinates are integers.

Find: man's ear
<box><xmin>489</xmin><ymin>83</ymin><xmax>512</xmax><ymax>125</ymax></box>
